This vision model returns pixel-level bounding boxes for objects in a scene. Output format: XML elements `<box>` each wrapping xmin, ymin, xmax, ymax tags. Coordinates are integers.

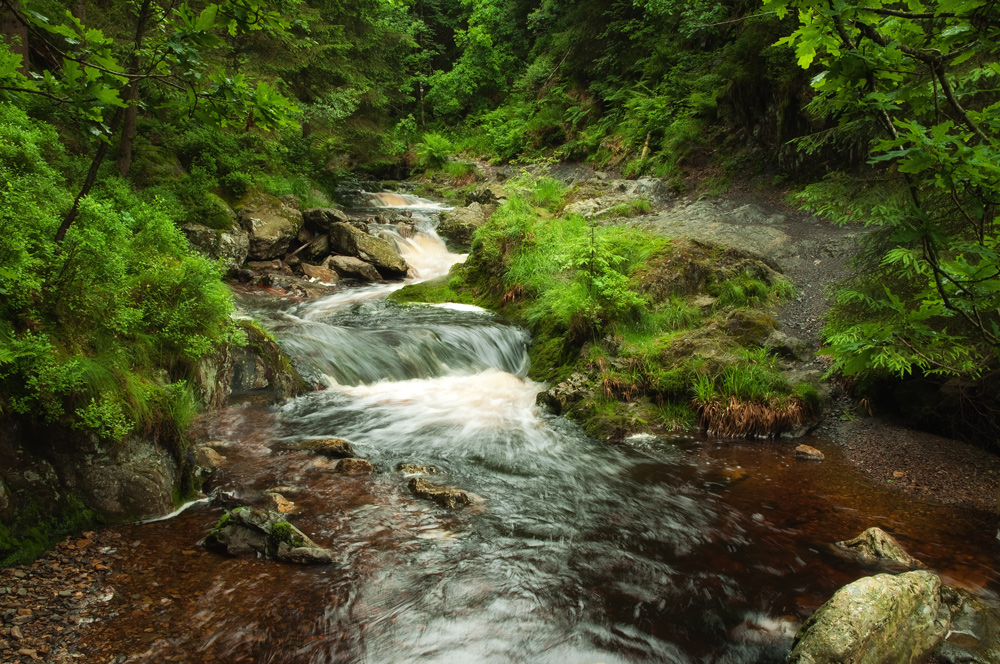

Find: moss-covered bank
<box><xmin>392</xmin><ymin>181</ymin><xmax>819</xmax><ymax>440</ymax></box>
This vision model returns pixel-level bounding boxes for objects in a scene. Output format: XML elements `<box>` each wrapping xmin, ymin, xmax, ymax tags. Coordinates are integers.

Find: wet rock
<box><xmin>409</xmin><ymin>478</ymin><xmax>472</xmax><ymax>508</ymax></box>
<box><xmin>328</xmin><ymin>223</ymin><xmax>408</xmax><ymax>278</ymax></box>
<box><xmin>832</xmin><ymin>527</ymin><xmax>926</xmax><ymax>570</ymax></box>
<box><xmin>538</xmin><ymin>372</ymin><xmax>591</xmax><ymax>414</ymax></box>
<box><xmin>396</xmin><ymin>463</ymin><xmax>439</xmax><ymax>475</ymax></box>
<box><xmin>0</xmin><ymin>478</ymin><xmax>8</xmax><ymax>514</ymax></box>
<box><xmin>192</xmin><ymin>446</ymin><xmax>224</xmax><ymax>476</ymax></box>
<box><xmin>203</xmin><ymin>507</ymin><xmax>334</xmax><ymax>564</ymax></box>
<box><xmin>300</xmin><ymin>263</ymin><xmax>339</xmax><ymax>284</ymax></box>
<box><xmin>795</xmin><ymin>444</ymin><xmax>825</xmax><ymax>462</ymax></box>
<box><xmin>788</xmin><ymin>571</ymin><xmax>948</xmax><ymax>664</ymax></box>
<box><xmin>236</xmin><ymin>193</ymin><xmax>304</xmax><ymax>260</ymax></box>
<box><xmin>246</xmin><ymin>259</ymin><xmax>291</xmax><ymax>274</ymax></box>
<box><xmin>325</xmin><ymin>255</ymin><xmax>383</xmax><ymax>282</ymax></box>
<box><xmin>333</xmin><ymin>458</ymin><xmax>375</xmax><ymax>474</ymax></box>
<box><xmin>936</xmin><ymin>585</ymin><xmax>1000</xmax><ymax>663</ymax></box>
<box><xmin>279</xmin><ymin>438</ymin><xmax>357</xmax><ymax>458</ymax></box>
<box><xmin>302</xmin><ymin>207</ymin><xmax>350</xmax><ymax>231</ymax></box>
<box><xmin>54</xmin><ymin>437</ymin><xmax>177</xmax><ymax>522</ymax></box>
<box><xmin>722</xmin><ymin>309</ymin><xmax>779</xmax><ymax>346</ymax></box>
<box><xmin>193</xmin><ymin>319</ymin><xmax>309</xmax><ymax>409</ymax></box>
<box><xmin>181</xmin><ymin>222</ymin><xmax>249</xmax><ymax>275</ymax></box>
<box><xmin>437</xmin><ymin>202</ymin><xmax>495</xmax><ymax>248</ymax></box>
<box><xmin>265</xmin><ymin>492</ymin><xmax>296</xmax><ymax>514</ymax></box>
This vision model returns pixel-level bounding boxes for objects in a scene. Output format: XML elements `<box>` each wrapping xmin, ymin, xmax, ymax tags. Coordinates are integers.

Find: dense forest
<box><xmin>0</xmin><ymin>0</ymin><xmax>998</xmax><ymax>555</ymax></box>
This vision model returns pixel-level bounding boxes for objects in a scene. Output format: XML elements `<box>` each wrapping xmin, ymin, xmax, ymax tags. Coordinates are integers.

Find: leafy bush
<box><xmin>0</xmin><ymin>105</ymin><xmax>237</xmax><ymax>442</ymax></box>
<box><xmin>415</xmin><ymin>132</ymin><xmax>453</xmax><ymax>171</ymax></box>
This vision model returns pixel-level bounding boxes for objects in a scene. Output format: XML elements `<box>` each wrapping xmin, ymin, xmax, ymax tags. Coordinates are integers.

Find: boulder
<box><xmin>937</xmin><ymin>585</ymin><xmax>1000</xmax><ymax>663</ymax></box>
<box><xmin>0</xmin><ymin>478</ymin><xmax>8</xmax><ymax>514</ymax></box>
<box><xmin>246</xmin><ymin>260</ymin><xmax>292</xmax><ymax>274</ymax></box>
<box><xmin>333</xmin><ymin>458</ymin><xmax>376</xmax><ymax>474</ymax></box>
<box><xmin>302</xmin><ymin>207</ymin><xmax>350</xmax><ymax>231</ymax></box>
<box><xmin>832</xmin><ymin>527</ymin><xmax>926</xmax><ymax>570</ymax></box>
<box><xmin>465</xmin><ymin>185</ymin><xmax>503</xmax><ymax>206</ymax></box>
<box><xmin>193</xmin><ymin>446</ymin><xmax>224</xmax><ymax>477</ymax></box>
<box><xmin>300</xmin><ymin>263</ymin><xmax>339</xmax><ymax>284</ymax></box>
<box><xmin>788</xmin><ymin>571</ymin><xmax>948</xmax><ymax>664</ymax></box>
<box><xmin>236</xmin><ymin>193</ymin><xmax>304</xmax><ymax>260</ymax></box>
<box><xmin>325</xmin><ymin>255</ymin><xmax>383</xmax><ymax>282</ymax></box>
<box><xmin>795</xmin><ymin>444</ymin><xmax>825</xmax><ymax>461</ymax></box>
<box><xmin>302</xmin><ymin>233</ymin><xmax>330</xmax><ymax>261</ymax></box>
<box><xmin>181</xmin><ymin>223</ymin><xmax>250</xmax><ymax>275</ymax></box>
<box><xmin>328</xmin><ymin>223</ymin><xmax>409</xmax><ymax>278</ymax></box>
<box><xmin>277</xmin><ymin>438</ymin><xmax>357</xmax><ymax>458</ymax></box>
<box><xmin>409</xmin><ymin>478</ymin><xmax>472</xmax><ymax>508</ymax></box>
<box><xmin>203</xmin><ymin>507</ymin><xmax>334</xmax><ymax>564</ymax></box>
<box><xmin>764</xmin><ymin>330</ymin><xmax>812</xmax><ymax>361</ymax></box>
<box><xmin>437</xmin><ymin>202</ymin><xmax>494</xmax><ymax>249</ymax></box>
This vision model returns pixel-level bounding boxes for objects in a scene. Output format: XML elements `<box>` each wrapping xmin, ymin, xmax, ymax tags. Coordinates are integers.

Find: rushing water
<box><xmin>81</xmin><ymin>193</ymin><xmax>1000</xmax><ymax>663</ymax></box>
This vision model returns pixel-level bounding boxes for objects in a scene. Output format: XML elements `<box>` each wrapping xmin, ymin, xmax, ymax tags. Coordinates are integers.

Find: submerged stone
<box><xmin>409</xmin><ymin>478</ymin><xmax>472</xmax><ymax>509</ymax></box>
<box><xmin>396</xmin><ymin>463</ymin><xmax>439</xmax><ymax>475</ymax></box>
<box><xmin>277</xmin><ymin>438</ymin><xmax>357</xmax><ymax>459</ymax></box>
<box><xmin>333</xmin><ymin>458</ymin><xmax>375</xmax><ymax>474</ymax></box>
<box><xmin>795</xmin><ymin>444</ymin><xmax>825</xmax><ymax>461</ymax></box>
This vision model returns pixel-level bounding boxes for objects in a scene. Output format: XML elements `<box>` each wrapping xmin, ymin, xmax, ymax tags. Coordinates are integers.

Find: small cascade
<box><xmin>363</xmin><ymin>191</ymin><xmax>446</xmax><ymax>209</ymax></box>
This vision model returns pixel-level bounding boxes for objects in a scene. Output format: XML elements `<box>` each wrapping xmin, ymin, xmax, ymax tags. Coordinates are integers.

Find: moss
<box><xmin>0</xmin><ymin>495</ymin><xmax>98</xmax><ymax>568</ymax></box>
<box><xmin>237</xmin><ymin>319</ymin><xmax>310</xmax><ymax>398</ymax></box>
<box><xmin>389</xmin><ymin>273</ymin><xmax>477</xmax><ymax>305</ymax></box>
<box><xmin>269</xmin><ymin>521</ymin><xmax>305</xmax><ymax>548</ymax></box>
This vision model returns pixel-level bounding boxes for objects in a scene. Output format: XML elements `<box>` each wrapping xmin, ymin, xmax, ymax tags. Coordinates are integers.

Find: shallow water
<box><xmin>81</xmin><ymin>194</ymin><xmax>1000</xmax><ymax>663</ymax></box>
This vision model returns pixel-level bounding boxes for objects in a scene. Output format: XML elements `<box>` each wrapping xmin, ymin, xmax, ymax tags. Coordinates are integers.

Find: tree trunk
<box><xmin>1</xmin><ymin>3</ymin><xmax>29</xmax><ymax>76</ymax></box>
<box><xmin>116</xmin><ymin>82</ymin><xmax>139</xmax><ymax>177</ymax></box>
<box><xmin>114</xmin><ymin>0</ymin><xmax>153</xmax><ymax>179</ymax></box>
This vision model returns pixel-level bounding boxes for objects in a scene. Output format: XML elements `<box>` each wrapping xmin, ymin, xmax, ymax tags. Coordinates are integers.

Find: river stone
<box><xmin>832</xmin><ymin>527</ymin><xmax>926</xmax><ymax>570</ymax></box>
<box><xmin>193</xmin><ymin>446</ymin><xmax>224</xmax><ymax>477</ymax></box>
<box><xmin>303</xmin><ymin>207</ymin><xmax>350</xmax><ymax>231</ymax></box>
<box><xmin>396</xmin><ymin>463</ymin><xmax>439</xmax><ymax>475</ymax></box>
<box><xmin>328</xmin><ymin>222</ymin><xmax>408</xmax><ymax>278</ymax></box>
<box><xmin>325</xmin><ymin>255</ymin><xmax>383</xmax><ymax>282</ymax></box>
<box><xmin>333</xmin><ymin>458</ymin><xmax>375</xmax><ymax>474</ymax></box>
<box><xmin>538</xmin><ymin>372</ymin><xmax>592</xmax><ymax>415</ymax></box>
<box><xmin>266</xmin><ymin>493</ymin><xmax>296</xmax><ymax>514</ymax></box>
<box><xmin>795</xmin><ymin>444</ymin><xmax>825</xmax><ymax>461</ymax></box>
<box><xmin>764</xmin><ymin>329</ymin><xmax>812</xmax><ymax>361</ymax></box>
<box><xmin>283</xmin><ymin>438</ymin><xmax>357</xmax><ymax>458</ymax></box>
<box><xmin>788</xmin><ymin>571</ymin><xmax>948</xmax><ymax>664</ymax></box>
<box><xmin>203</xmin><ymin>507</ymin><xmax>334</xmax><ymax>564</ymax></box>
<box><xmin>300</xmin><ymin>263</ymin><xmax>339</xmax><ymax>284</ymax></box>
<box><xmin>936</xmin><ymin>585</ymin><xmax>1000</xmax><ymax>663</ymax></box>
<box><xmin>409</xmin><ymin>478</ymin><xmax>472</xmax><ymax>508</ymax></box>
<box><xmin>302</xmin><ymin>233</ymin><xmax>330</xmax><ymax>261</ymax></box>
<box><xmin>181</xmin><ymin>222</ymin><xmax>249</xmax><ymax>275</ymax></box>
<box><xmin>437</xmin><ymin>202</ymin><xmax>495</xmax><ymax>248</ymax></box>
<box><xmin>236</xmin><ymin>192</ymin><xmax>304</xmax><ymax>260</ymax></box>
<box><xmin>465</xmin><ymin>184</ymin><xmax>503</xmax><ymax>206</ymax></box>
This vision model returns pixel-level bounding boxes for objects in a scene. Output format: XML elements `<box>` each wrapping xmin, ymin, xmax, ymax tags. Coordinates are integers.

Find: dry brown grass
<box><xmin>693</xmin><ymin>396</ymin><xmax>811</xmax><ymax>438</ymax></box>
<box><xmin>602</xmin><ymin>375</ymin><xmax>639</xmax><ymax>401</ymax></box>
<box><xmin>501</xmin><ymin>284</ymin><xmax>526</xmax><ymax>305</ymax></box>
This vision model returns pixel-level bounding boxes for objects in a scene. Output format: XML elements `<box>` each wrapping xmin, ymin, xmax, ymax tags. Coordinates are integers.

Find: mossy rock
<box><xmin>720</xmin><ymin>309</ymin><xmax>779</xmax><ymax>346</ymax></box>
<box><xmin>389</xmin><ymin>273</ymin><xmax>477</xmax><ymax>305</ymax></box>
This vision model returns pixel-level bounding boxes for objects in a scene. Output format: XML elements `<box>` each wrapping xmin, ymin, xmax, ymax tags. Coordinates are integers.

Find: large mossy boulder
<box><xmin>194</xmin><ymin>319</ymin><xmax>309</xmax><ymax>409</ymax></box>
<box><xmin>302</xmin><ymin>206</ymin><xmax>350</xmax><ymax>231</ymax></box>
<box><xmin>235</xmin><ymin>192</ymin><xmax>304</xmax><ymax>261</ymax></box>
<box><xmin>437</xmin><ymin>202</ymin><xmax>495</xmax><ymax>249</ymax></box>
<box><xmin>328</xmin><ymin>222</ymin><xmax>408</xmax><ymax>278</ymax></box>
<box><xmin>181</xmin><ymin>222</ymin><xmax>250</xmax><ymax>275</ymax></box>
<box><xmin>788</xmin><ymin>571</ymin><xmax>948</xmax><ymax>664</ymax></box>
<box><xmin>326</xmin><ymin>255</ymin><xmax>383</xmax><ymax>282</ymax></box>
<box><xmin>203</xmin><ymin>507</ymin><xmax>334</xmax><ymax>564</ymax></box>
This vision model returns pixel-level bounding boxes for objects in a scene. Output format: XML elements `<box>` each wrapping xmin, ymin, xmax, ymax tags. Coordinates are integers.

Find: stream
<box><xmin>82</xmin><ymin>193</ymin><xmax>1000</xmax><ymax>663</ymax></box>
